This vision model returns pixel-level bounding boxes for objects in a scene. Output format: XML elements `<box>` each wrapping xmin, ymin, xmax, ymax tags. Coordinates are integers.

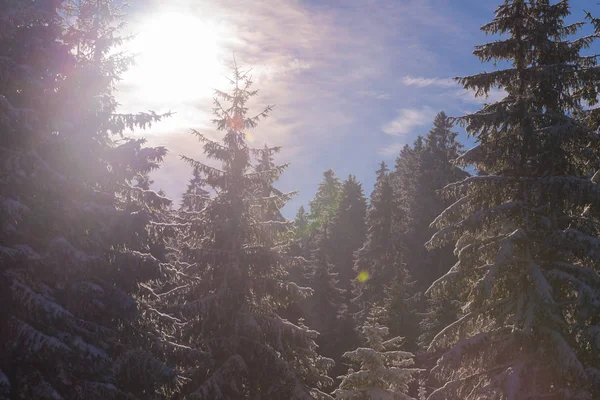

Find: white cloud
<box><xmin>357</xmin><ymin>90</ymin><xmax>391</xmax><ymax>100</ymax></box>
<box><xmin>402</xmin><ymin>76</ymin><xmax>507</xmax><ymax>107</ymax></box>
<box><xmin>401</xmin><ymin>76</ymin><xmax>457</xmax><ymax>88</ymax></box>
<box><xmin>114</xmin><ymin>0</ymin><xmax>473</xmax><ymax>209</ymax></box>
<box><xmin>382</xmin><ymin>107</ymin><xmax>435</xmax><ymax>136</ymax></box>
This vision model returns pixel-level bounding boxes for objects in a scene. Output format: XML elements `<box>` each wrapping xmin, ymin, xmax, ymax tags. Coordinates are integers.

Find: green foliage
<box><xmin>7</xmin><ymin>1</ymin><xmax>600</xmax><ymax>399</ymax></box>
<box><xmin>161</xmin><ymin>63</ymin><xmax>334</xmax><ymax>399</ymax></box>
<box><xmin>293</xmin><ymin>205</ymin><xmax>311</xmax><ymax>244</ymax></box>
<box><xmin>354</xmin><ymin>162</ymin><xmax>396</xmax><ymax>308</ymax></box>
<box><xmin>353</xmin><ymin>162</ymin><xmax>408</xmax><ymax>333</ymax></box>
<box><xmin>427</xmin><ymin>2</ymin><xmax>600</xmax><ymax>399</ymax></box>
<box><xmin>303</xmin><ymin>224</ymin><xmax>346</xmax><ymax>368</ymax></box>
<box><xmin>329</xmin><ymin>175</ymin><xmax>368</xmax><ymax>293</ymax></box>
<box><xmin>309</xmin><ymin>169</ymin><xmax>343</xmax><ymax>230</ymax></box>
<box><xmin>392</xmin><ymin>112</ymin><xmax>466</xmax><ymax>292</ymax></box>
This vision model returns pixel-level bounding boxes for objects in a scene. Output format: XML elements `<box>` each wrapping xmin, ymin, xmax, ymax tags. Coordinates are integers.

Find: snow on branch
<box><xmin>7</xmin><ymin>317</ymin><xmax>72</xmax><ymax>356</ymax></box>
<box><xmin>10</xmin><ymin>278</ymin><xmax>74</xmax><ymax>322</ymax></box>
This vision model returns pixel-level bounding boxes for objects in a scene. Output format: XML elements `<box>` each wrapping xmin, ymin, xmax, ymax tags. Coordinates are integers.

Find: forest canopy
<box><xmin>1</xmin><ymin>1</ymin><xmax>600</xmax><ymax>399</ymax></box>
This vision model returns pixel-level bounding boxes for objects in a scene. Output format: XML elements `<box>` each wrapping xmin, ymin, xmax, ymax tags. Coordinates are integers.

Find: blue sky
<box><xmin>117</xmin><ymin>0</ymin><xmax>599</xmax><ymax>217</ymax></box>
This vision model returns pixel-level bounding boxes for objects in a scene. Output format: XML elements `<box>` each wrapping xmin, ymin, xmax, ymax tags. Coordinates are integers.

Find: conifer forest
<box><xmin>3</xmin><ymin>0</ymin><xmax>600</xmax><ymax>399</ymax></box>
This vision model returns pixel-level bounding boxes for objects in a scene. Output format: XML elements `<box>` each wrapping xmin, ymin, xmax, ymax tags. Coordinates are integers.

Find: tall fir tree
<box><xmin>392</xmin><ymin>137</ymin><xmax>425</xmax><ymax>253</ymax></box>
<box><xmin>411</xmin><ymin>112</ymin><xmax>466</xmax><ymax>289</ymax></box>
<box><xmin>167</xmin><ymin>63</ymin><xmax>334</xmax><ymax>399</ymax></box>
<box><xmin>329</xmin><ymin>175</ymin><xmax>367</xmax><ymax>295</ymax></box>
<box><xmin>405</xmin><ymin>113</ymin><xmax>468</xmax><ymax>354</ymax></box>
<box><xmin>353</xmin><ymin>162</ymin><xmax>400</xmax><ymax>317</ymax></box>
<box><xmin>309</xmin><ymin>169</ymin><xmax>342</xmax><ymax>230</ymax></box>
<box><xmin>0</xmin><ymin>0</ymin><xmax>181</xmax><ymax>398</ymax></box>
<box><xmin>382</xmin><ymin>266</ymin><xmax>421</xmax><ymax>353</ymax></box>
<box><xmin>291</xmin><ymin>170</ymin><xmax>342</xmax><ymax>287</ymax></box>
<box><xmin>295</xmin><ymin>205</ymin><xmax>310</xmax><ymax>234</ymax></box>
<box><xmin>392</xmin><ymin>113</ymin><xmax>466</xmax><ymax>294</ymax></box>
<box><xmin>303</xmin><ymin>223</ymin><xmax>346</xmax><ymax>378</ymax></box>
<box><xmin>426</xmin><ymin>1</ymin><xmax>600</xmax><ymax>398</ymax></box>
<box><xmin>385</xmin><ymin>113</ymin><xmax>466</xmax><ymax>353</ymax></box>
<box><xmin>292</xmin><ymin>205</ymin><xmax>311</xmax><ymax>255</ymax></box>
<box><xmin>389</xmin><ymin>139</ymin><xmax>426</xmax><ymax>348</ymax></box>
<box><xmin>314</xmin><ymin>174</ymin><xmax>368</xmax><ymax>384</ymax></box>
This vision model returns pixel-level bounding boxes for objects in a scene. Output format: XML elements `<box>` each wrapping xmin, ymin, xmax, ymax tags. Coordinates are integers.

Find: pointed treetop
<box><xmin>376</xmin><ymin>161</ymin><xmax>389</xmax><ymax>180</ymax></box>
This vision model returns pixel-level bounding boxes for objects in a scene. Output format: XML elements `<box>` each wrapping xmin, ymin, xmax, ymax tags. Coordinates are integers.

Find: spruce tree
<box><xmin>295</xmin><ymin>205</ymin><xmax>310</xmax><ymax>234</ymax></box>
<box><xmin>389</xmin><ymin>141</ymin><xmax>426</xmax><ymax>348</ymax></box>
<box><xmin>392</xmin><ymin>113</ymin><xmax>466</xmax><ymax>293</ymax></box>
<box><xmin>284</xmin><ymin>205</ymin><xmax>312</xmax><ymax>297</ymax></box>
<box><xmin>292</xmin><ymin>170</ymin><xmax>342</xmax><ymax>293</ymax></box>
<box><xmin>382</xmin><ymin>267</ymin><xmax>421</xmax><ymax>353</ymax></box>
<box><xmin>427</xmin><ymin>1</ymin><xmax>600</xmax><ymax>398</ymax></box>
<box><xmin>309</xmin><ymin>169</ymin><xmax>342</xmax><ymax>229</ymax></box>
<box><xmin>329</xmin><ymin>175</ymin><xmax>367</xmax><ymax>295</ymax></box>
<box><xmin>293</xmin><ymin>205</ymin><xmax>311</xmax><ymax>254</ymax></box>
<box><xmin>181</xmin><ymin>168</ymin><xmax>209</xmax><ymax>212</ymax></box>
<box><xmin>392</xmin><ymin>138</ymin><xmax>425</xmax><ymax>249</ymax></box>
<box><xmin>411</xmin><ymin>112</ymin><xmax>465</xmax><ymax>289</ymax></box>
<box><xmin>170</xmin><ymin>63</ymin><xmax>333</xmax><ymax>399</ymax></box>
<box><xmin>333</xmin><ymin>307</ymin><xmax>423</xmax><ymax>400</ymax></box>
<box><xmin>304</xmin><ymin>224</ymin><xmax>346</xmax><ymax>372</ymax></box>
<box><xmin>314</xmin><ymin>175</ymin><xmax>368</xmax><ymax>385</ymax></box>
<box><xmin>354</xmin><ymin>162</ymin><xmax>396</xmax><ymax>310</ymax></box>
<box><xmin>0</xmin><ymin>0</ymin><xmax>181</xmax><ymax>398</ymax></box>
<box><xmin>385</xmin><ymin>113</ymin><xmax>466</xmax><ymax>353</ymax></box>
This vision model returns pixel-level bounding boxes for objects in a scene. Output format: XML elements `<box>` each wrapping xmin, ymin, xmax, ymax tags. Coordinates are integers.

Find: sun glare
<box><xmin>124</xmin><ymin>12</ymin><xmax>228</xmax><ymax>103</ymax></box>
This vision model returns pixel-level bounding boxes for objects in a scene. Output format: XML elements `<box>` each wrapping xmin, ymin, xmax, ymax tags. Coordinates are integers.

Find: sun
<box><xmin>123</xmin><ymin>11</ymin><xmax>228</xmax><ymax>103</ymax></box>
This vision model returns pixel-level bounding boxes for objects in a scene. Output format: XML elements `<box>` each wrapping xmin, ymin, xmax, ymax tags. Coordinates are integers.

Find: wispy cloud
<box><xmin>116</xmin><ymin>0</ymin><xmax>476</xmax><ymax>213</ymax></box>
<box><xmin>357</xmin><ymin>90</ymin><xmax>391</xmax><ymax>100</ymax></box>
<box><xmin>382</xmin><ymin>107</ymin><xmax>435</xmax><ymax>136</ymax></box>
<box><xmin>402</xmin><ymin>75</ymin><xmax>507</xmax><ymax>108</ymax></box>
<box><xmin>401</xmin><ymin>76</ymin><xmax>456</xmax><ymax>88</ymax></box>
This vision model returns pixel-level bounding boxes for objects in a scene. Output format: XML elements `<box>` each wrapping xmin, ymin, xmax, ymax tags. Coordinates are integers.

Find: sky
<box><xmin>117</xmin><ymin>0</ymin><xmax>598</xmax><ymax>217</ymax></box>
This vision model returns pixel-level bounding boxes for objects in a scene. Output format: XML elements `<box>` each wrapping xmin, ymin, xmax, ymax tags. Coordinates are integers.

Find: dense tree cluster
<box><xmin>2</xmin><ymin>1</ymin><xmax>600</xmax><ymax>399</ymax></box>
